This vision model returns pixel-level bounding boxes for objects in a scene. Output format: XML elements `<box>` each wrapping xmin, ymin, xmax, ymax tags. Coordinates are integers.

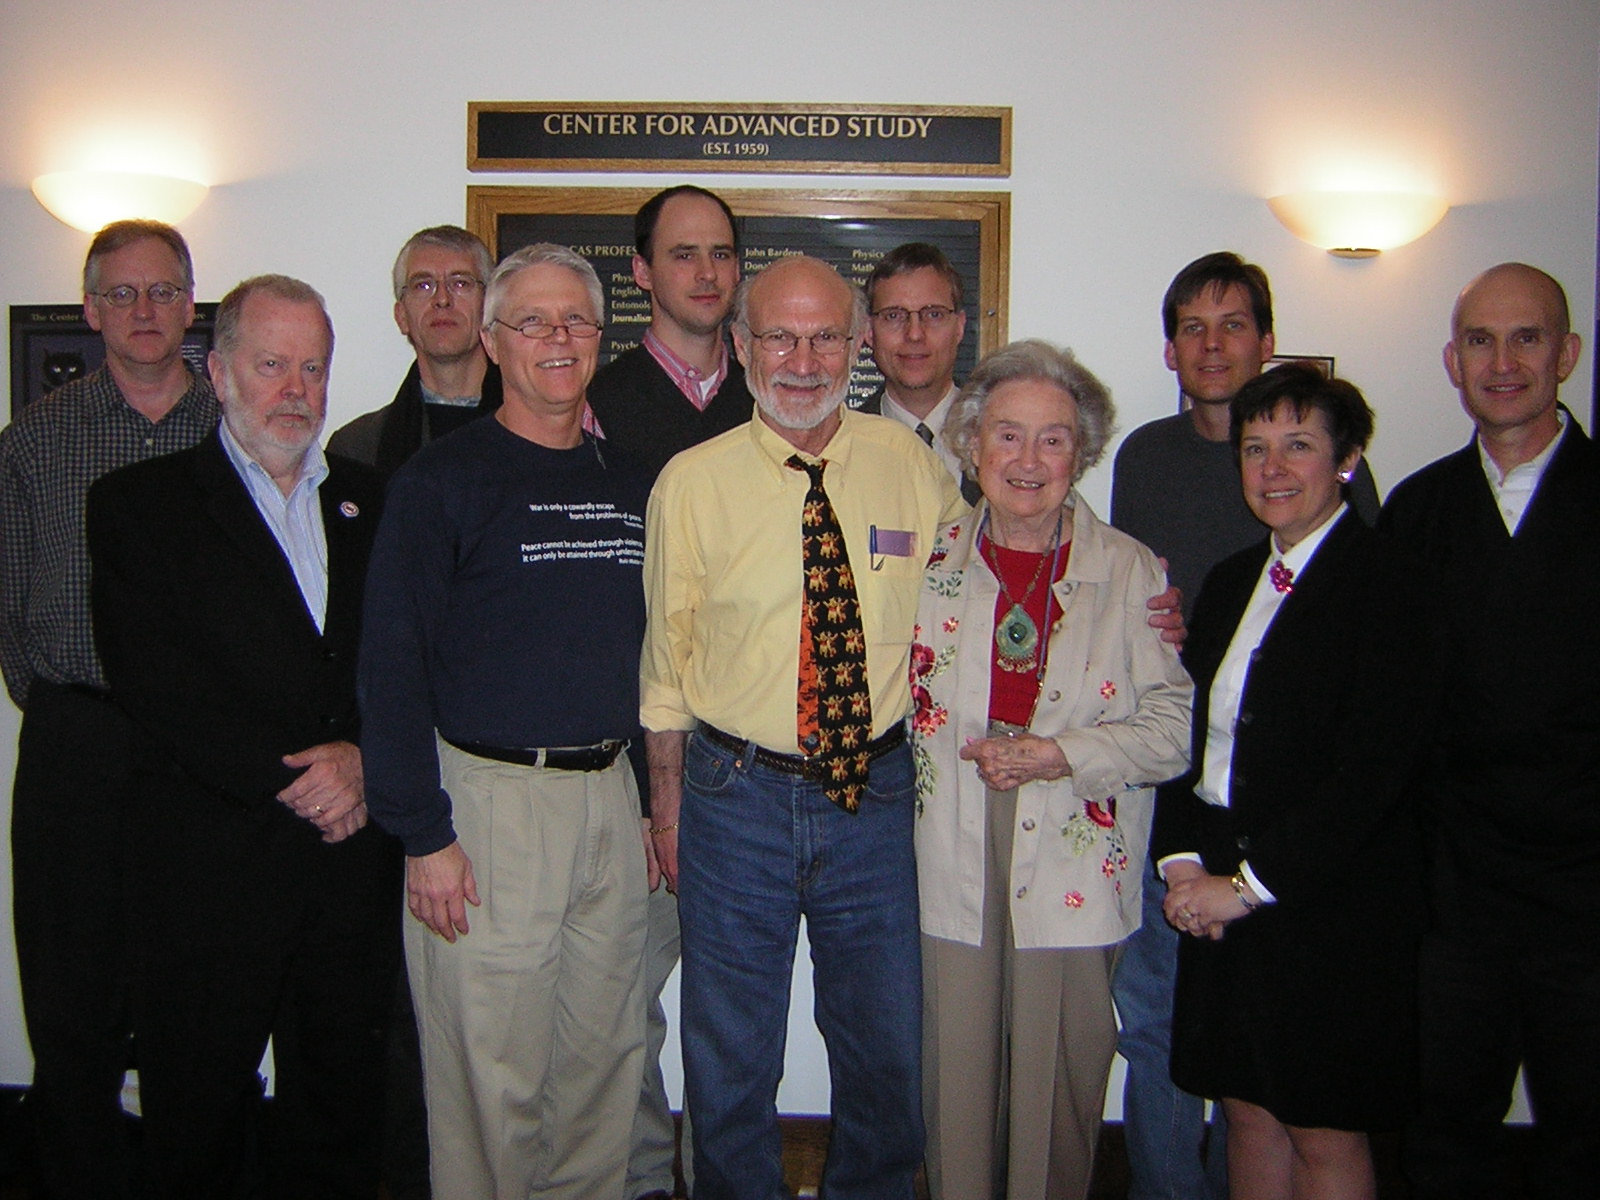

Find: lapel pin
<box><xmin>339</xmin><ymin>500</ymin><xmax>359</xmax><ymax>518</ymax></box>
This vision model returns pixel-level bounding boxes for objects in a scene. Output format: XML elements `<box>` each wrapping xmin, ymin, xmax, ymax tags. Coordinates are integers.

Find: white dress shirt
<box><xmin>219</xmin><ymin>420</ymin><xmax>329</xmax><ymax>633</ymax></box>
<box><xmin>1478</xmin><ymin>408</ymin><xmax>1567</xmax><ymax>534</ymax></box>
<box><xmin>879</xmin><ymin>385</ymin><xmax>965</xmax><ymax>486</ymax></box>
<box><xmin>1161</xmin><ymin>503</ymin><xmax>1348</xmax><ymax>903</ymax></box>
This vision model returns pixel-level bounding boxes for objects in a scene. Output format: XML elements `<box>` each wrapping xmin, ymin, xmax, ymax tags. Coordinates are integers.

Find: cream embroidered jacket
<box><xmin>911</xmin><ymin>494</ymin><xmax>1193</xmax><ymax>949</ymax></box>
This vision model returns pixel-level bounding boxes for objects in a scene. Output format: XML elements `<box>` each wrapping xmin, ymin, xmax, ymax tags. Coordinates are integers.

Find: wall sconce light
<box><xmin>1266</xmin><ymin>190</ymin><xmax>1449</xmax><ymax>259</ymax></box>
<box><xmin>32</xmin><ymin>170</ymin><xmax>209</xmax><ymax>233</ymax></box>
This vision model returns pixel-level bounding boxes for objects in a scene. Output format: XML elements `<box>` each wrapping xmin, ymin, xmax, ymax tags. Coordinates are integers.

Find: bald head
<box><xmin>733</xmin><ymin>256</ymin><xmax>867</xmax><ymax>341</ymax></box>
<box><xmin>1444</xmin><ymin>262</ymin><xmax>1582</xmax><ymax>467</ymax></box>
<box><xmin>1452</xmin><ymin>262</ymin><xmax>1571</xmax><ymax>340</ymax></box>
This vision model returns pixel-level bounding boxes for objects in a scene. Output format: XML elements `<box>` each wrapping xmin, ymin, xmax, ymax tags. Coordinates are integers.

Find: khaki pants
<box><xmin>406</xmin><ymin>741</ymin><xmax>648</xmax><ymax>1200</ymax></box>
<box><xmin>922</xmin><ymin>781</ymin><xmax>1119</xmax><ymax>1200</ymax></box>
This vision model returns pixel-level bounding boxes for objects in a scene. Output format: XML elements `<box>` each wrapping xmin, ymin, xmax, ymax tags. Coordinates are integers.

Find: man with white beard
<box><xmin>641</xmin><ymin>256</ymin><xmax>964</xmax><ymax>1199</ymax></box>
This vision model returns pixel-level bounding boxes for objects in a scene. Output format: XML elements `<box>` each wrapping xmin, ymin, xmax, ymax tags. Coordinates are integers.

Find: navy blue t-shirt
<box><xmin>360</xmin><ymin>417</ymin><xmax>648</xmax><ymax>855</ymax></box>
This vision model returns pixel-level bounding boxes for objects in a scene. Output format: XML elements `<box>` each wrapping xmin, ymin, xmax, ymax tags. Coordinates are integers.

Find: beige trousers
<box><xmin>922</xmin><ymin>780</ymin><xmax>1119</xmax><ymax>1200</ymax></box>
<box><xmin>406</xmin><ymin>741</ymin><xmax>648</xmax><ymax>1200</ymax></box>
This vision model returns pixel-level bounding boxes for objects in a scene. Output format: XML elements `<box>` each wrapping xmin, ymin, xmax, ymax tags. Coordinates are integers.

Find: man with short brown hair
<box><xmin>861</xmin><ymin>242</ymin><xmax>980</xmax><ymax>504</ymax></box>
<box><xmin>0</xmin><ymin>219</ymin><xmax>217</xmax><ymax>1199</ymax></box>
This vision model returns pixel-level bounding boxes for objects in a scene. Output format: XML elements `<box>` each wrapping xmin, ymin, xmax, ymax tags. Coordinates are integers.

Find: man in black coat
<box><xmin>88</xmin><ymin>275</ymin><xmax>400</xmax><ymax>1197</ymax></box>
<box><xmin>1383</xmin><ymin>263</ymin><xmax>1598</xmax><ymax>1200</ymax></box>
<box><xmin>328</xmin><ymin>225</ymin><xmax>503</xmax><ymax>480</ymax></box>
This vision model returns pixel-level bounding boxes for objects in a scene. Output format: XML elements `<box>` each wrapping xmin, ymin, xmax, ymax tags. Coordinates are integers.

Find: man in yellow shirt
<box><xmin>642</xmin><ymin>256</ymin><xmax>963</xmax><ymax>1199</ymax></box>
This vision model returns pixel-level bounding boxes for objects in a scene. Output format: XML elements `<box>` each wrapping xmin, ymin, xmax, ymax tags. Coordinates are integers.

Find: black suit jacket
<box><xmin>87</xmin><ymin>431</ymin><xmax>384</xmax><ymax>807</ymax></box>
<box><xmin>1378</xmin><ymin>412</ymin><xmax>1600</xmax><ymax>933</ymax></box>
<box><xmin>1152</xmin><ymin>511</ymin><xmax>1432</xmax><ymax>910</ymax></box>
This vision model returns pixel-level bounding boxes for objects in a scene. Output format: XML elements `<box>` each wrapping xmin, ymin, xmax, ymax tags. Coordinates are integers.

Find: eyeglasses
<box><xmin>405</xmin><ymin>275</ymin><xmax>483</xmax><ymax>300</ymax></box>
<box><xmin>750</xmin><ymin>329</ymin><xmax>855</xmax><ymax>358</ymax></box>
<box><xmin>491</xmin><ymin>316</ymin><xmax>603</xmax><ymax>340</ymax></box>
<box><xmin>91</xmin><ymin>282</ymin><xmax>188</xmax><ymax>308</ymax></box>
<box><xmin>870</xmin><ymin>305</ymin><xmax>957</xmax><ymax>328</ymax></box>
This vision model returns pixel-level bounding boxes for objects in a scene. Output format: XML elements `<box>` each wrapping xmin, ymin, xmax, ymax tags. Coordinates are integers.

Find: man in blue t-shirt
<box><xmin>361</xmin><ymin>243</ymin><xmax>652</xmax><ymax>1200</ymax></box>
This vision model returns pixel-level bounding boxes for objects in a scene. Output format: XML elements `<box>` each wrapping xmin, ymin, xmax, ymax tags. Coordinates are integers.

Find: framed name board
<box><xmin>469</xmin><ymin>103</ymin><xmax>1010</xmax><ymax>177</ymax></box>
<box><xmin>466</xmin><ymin>187</ymin><xmax>1009</xmax><ymax>407</ymax></box>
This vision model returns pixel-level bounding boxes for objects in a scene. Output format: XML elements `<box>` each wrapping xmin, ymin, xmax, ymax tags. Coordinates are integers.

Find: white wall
<box><xmin>2</xmin><ymin>0</ymin><xmax>1595</xmax><ymax>1118</ymax></box>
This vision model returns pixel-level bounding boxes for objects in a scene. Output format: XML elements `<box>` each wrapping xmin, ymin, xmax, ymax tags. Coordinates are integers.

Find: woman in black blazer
<box><xmin>1152</xmin><ymin>364</ymin><xmax>1431</xmax><ymax>1200</ymax></box>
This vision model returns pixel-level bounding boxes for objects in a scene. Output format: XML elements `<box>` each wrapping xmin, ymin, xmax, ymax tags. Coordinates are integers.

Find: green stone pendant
<box><xmin>994</xmin><ymin>603</ymin><xmax>1039</xmax><ymax>670</ymax></box>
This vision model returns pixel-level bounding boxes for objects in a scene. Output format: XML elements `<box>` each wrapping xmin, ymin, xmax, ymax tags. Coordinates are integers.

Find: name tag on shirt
<box><xmin>869</xmin><ymin>525</ymin><xmax>916</xmax><ymax>570</ymax></box>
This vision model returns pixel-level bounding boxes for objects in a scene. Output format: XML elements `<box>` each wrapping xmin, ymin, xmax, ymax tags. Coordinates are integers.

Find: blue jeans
<box><xmin>678</xmin><ymin>730</ymin><xmax>924</xmax><ymax>1200</ymax></box>
<box><xmin>1112</xmin><ymin>867</ymin><xmax>1228</xmax><ymax>1200</ymax></box>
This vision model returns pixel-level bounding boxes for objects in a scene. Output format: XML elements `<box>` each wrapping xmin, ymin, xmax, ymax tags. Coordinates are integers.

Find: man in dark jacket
<box><xmin>88</xmin><ymin>275</ymin><xmax>399</xmax><ymax>1196</ymax></box>
<box><xmin>328</xmin><ymin>225</ymin><xmax>502</xmax><ymax>479</ymax></box>
<box><xmin>1387</xmin><ymin>263</ymin><xmax>1598</xmax><ymax>1200</ymax></box>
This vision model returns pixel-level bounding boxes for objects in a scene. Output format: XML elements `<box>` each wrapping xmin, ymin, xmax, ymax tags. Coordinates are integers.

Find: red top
<box><xmin>984</xmin><ymin>534</ymin><xmax>1072</xmax><ymax>726</ymax></box>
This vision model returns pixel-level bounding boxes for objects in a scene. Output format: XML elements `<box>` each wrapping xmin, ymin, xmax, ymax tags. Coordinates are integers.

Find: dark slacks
<box><xmin>10</xmin><ymin>681</ymin><xmax>137</xmax><ymax>1200</ymax></box>
<box><xmin>128</xmin><ymin>774</ymin><xmax>402</xmax><ymax>1199</ymax></box>
<box><xmin>1405</xmin><ymin>921</ymin><xmax>1600</xmax><ymax>1200</ymax></box>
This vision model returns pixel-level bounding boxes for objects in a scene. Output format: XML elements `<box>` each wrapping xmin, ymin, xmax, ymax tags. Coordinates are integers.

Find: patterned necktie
<box><xmin>915</xmin><ymin>422</ymin><xmax>935</xmax><ymax>447</ymax></box>
<box><xmin>1269</xmin><ymin>560</ymin><xmax>1295</xmax><ymax>594</ymax></box>
<box><xmin>787</xmin><ymin>455</ymin><xmax>872</xmax><ymax>812</ymax></box>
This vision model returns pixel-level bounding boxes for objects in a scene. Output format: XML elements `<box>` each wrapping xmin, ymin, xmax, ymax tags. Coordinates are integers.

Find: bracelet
<box><xmin>1230</xmin><ymin>872</ymin><xmax>1260</xmax><ymax>912</ymax></box>
<box><xmin>648</xmin><ymin>822</ymin><xmax>679</xmax><ymax>836</ymax></box>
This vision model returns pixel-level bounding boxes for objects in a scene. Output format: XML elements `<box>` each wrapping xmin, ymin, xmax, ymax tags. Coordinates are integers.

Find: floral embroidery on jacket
<box><xmin>909</xmin><ymin>625</ymin><xmax>956</xmax><ymax>809</ymax></box>
<box><xmin>923</xmin><ymin>522</ymin><xmax>964</xmax><ymax>597</ymax></box>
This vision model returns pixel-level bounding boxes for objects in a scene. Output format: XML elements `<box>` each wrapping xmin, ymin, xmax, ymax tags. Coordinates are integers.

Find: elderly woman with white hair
<box><xmin>910</xmin><ymin>339</ymin><xmax>1194</xmax><ymax>1200</ymax></box>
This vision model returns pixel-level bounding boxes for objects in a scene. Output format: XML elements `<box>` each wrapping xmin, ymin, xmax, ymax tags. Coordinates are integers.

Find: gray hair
<box><xmin>482</xmin><ymin>243</ymin><xmax>604</xmax><ymax>330</ymax></box>
<box><xmin>83</xmin><ymin>219</ymin><xmax>195</xmax><ymax>294</ymax></box>
<box><xmin>391</xmin><ymin>225</ymin><xmax>493</xmax><ymax>301</ymax></box>
<box><xmin>946</xmin><ymin>339</ymin><xmax>1117</xmax><ymax>485</ymax></box>
<box><xmin>730</xmin><ymin>256</ymin><xmax>869</xmax><ymax>341</ymax></box>
<box><xmin>212</xmin><ymin>274</ymin><xmax>334</xmax><ymax>357</ymax></box>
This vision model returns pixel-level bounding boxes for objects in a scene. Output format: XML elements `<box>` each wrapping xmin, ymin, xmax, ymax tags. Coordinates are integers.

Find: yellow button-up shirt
<box><xmin>642</xmin><ymin>409</ymin><xmax>966</xmax><ymax>753</ymax></box>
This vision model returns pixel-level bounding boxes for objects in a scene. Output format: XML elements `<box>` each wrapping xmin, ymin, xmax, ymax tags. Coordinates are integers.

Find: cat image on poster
<box><xmin>42</xmin><ymin>351</ymin><xmax>87</xmax><ymax>395</ymax></box>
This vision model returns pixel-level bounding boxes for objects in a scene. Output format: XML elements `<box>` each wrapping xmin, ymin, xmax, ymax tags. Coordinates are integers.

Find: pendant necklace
<box><xmin>981</xmin><ymin>508</ymin><xmax>1065</xmax><ymax>674</ymax></box>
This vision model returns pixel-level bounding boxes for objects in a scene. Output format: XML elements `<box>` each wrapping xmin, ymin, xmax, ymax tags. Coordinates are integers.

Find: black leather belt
<box><xmin>442</xmin><ymin>736</ymin><xmax>625</xmax><ymax>772</ymax></box>
<box><xmin>698</xmin><ymin>722</ymin><xmax>905</xmax><ymax>778</ymax></box>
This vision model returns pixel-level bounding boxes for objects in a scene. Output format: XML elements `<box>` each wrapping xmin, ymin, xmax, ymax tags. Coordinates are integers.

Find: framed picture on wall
<box><xmin>467</xmin><ymin>187</ymin><xmax>1010</xmax><ymax>408</ymax></box>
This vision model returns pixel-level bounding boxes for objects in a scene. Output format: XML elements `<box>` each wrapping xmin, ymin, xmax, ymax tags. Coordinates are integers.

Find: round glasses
<box><xmin>750</xmin><ymin>329</ymin><xmax>855</xmax><ymax>358</ymax></box>
<box><xmin>91</xmin><ymin>282</ymin><xmax>187</xmax><ymax>308</ymax></box>
<box><xmin>404</xmin><ymin>275</ymin><xmax>483</xmax><ymax>300</ymax></box>
<box><xmin>491</xmin><ymin>317</ymin><xmax>603</xmax><ymax>340</ymax></box>
<box><xmin>870</xmin><ymin>305</ymin><xmax>957</xmax><ymax>328</ymax></box>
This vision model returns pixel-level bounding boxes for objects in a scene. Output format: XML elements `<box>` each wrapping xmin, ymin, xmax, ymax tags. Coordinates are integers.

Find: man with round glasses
<box><xmin>642</xmin><ymin>256</ymin><xmax>965</xmax><ymax>1198</ymax></box>
<box><xmin>861</xmin><ymin>241</ymin><xmax>981</xmax><ymax>504</ymax></box>
<box><xmin>329</xmin><ymin>225</ymin><xmax>503</xmax><ymax>479</ymax></box>
<box><xmin>362</xmin><ymin>243</ymin><xmax>652</xmax><ymax>1199</ymax></box>
<box><xmin>0</xmin><ymin>219</ymin><xmax>218</xmax><ymax>1198</ymax></box>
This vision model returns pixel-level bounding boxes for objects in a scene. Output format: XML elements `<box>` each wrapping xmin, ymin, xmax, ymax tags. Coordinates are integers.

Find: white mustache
<box><xmin>772</xmin><ymin>370</ymin><xmax>828</xmax><ymax>389</ymax></box>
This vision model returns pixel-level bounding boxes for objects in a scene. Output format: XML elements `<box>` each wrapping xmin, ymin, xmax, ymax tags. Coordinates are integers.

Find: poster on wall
<box><xmin>9</xmin><ymin>304</ymin><xmax>216</xmax><ymax>419</ymax></box>
<box><xmin>467</xmin><ymin>187</ymin><xmax>1010</xmax><ymax>408</ymax></box>
<box><xmin>469</xmin><ymin>103</ymin><xmax>1010</xmax><ymax>177</ymax></box>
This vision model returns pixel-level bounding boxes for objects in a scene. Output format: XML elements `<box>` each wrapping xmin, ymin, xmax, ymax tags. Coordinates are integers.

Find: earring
<box><xmin>1337</xmin><ymin>470</ymin><xmax>1353</xmax><ymax>483</ymax></box>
